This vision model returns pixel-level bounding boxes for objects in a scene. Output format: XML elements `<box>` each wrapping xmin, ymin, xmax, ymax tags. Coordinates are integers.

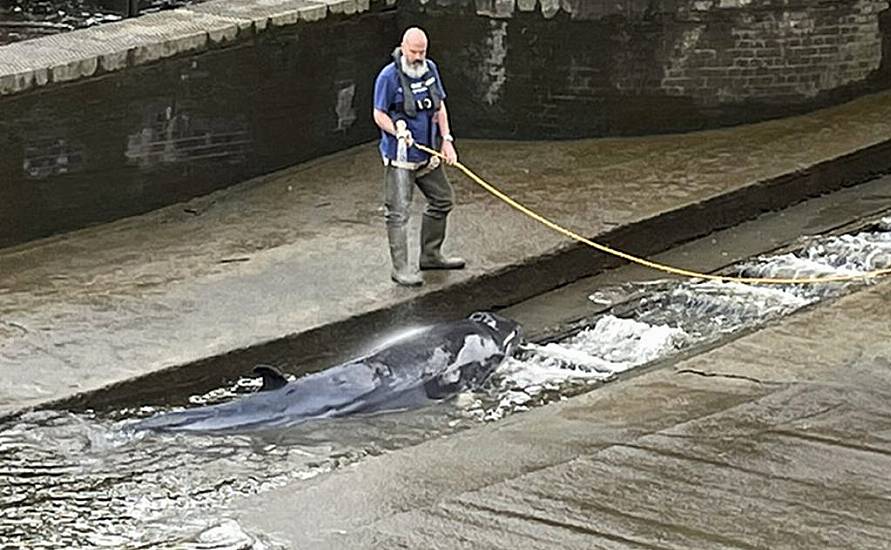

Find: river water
<box><xmin>0</xmin><ymin>0</ymin><xmax>194</xmax><ymax>45</ymax></box>
<box><xmin>1</xmin><ymin>217</ymin><xmax>890</xmax><ymax>549</ymax></box>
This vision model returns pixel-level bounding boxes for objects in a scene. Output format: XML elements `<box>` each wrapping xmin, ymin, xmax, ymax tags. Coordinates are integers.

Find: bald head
<box><xmin>401</xmin><ymin>27</ymin><xmax>428</xmax><ymax>68</ymax></box>
<box><xmin>402</xmin><ymin>27</ymin><xmax>428</xmax><ymax>49</ymax></box>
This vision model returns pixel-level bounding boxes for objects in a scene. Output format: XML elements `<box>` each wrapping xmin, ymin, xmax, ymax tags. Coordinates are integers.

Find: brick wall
<box><xmin>882</xmin><ymin>0</ymin><xmax>891</xmax><ymax>79</ymax></box>
<box><xmin>661</xmin><ymin>1</ymin><xmax>886</xmax><ymax>103</ymax></box>
<box><xmin>407</xmin><ymin>0</ymin><xmax>891</xmax><ymax>138</ymax></box>
<box><xmin>2</xmin><ymin>0</ymin><xmax>890</xmax><ymax>248</ymax></box>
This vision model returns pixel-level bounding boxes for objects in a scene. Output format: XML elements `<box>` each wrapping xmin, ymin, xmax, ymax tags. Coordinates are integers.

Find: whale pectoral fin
<box><xmin>252</xmin><ymin>364</ymin><xmax>289</xmax><ymax>391</ymax></box>
<box><xmin>423</xmin><ymin>377</ymin><xmax>462</xmax><ymax>400</ymax></box>
<box><xmin>423</xmin><ymin>357</ymin><xmax>504</xmax><ymax>400</ymax></box>
<box><xmin>423</xmin><ymin>365</ymin><xmax>467</xmax><ymax>400</ymax></box>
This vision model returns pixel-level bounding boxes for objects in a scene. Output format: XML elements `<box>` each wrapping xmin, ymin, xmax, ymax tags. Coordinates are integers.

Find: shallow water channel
<box><xmin>2</xmin><ymin>217</ymin><xmax>890</xmax><ymax>549</ymax></box>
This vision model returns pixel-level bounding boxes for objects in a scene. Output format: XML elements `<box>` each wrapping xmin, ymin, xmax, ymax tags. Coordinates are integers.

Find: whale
<box><xmin>130</xmin><ymin>311</ymin><xmax>522</xmax><ymax>433</ymax></box>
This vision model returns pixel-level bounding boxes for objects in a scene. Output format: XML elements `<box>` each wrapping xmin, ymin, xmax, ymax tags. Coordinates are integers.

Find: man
<box><xmin>373</xmin><ymin>27</ymin><xmax>465</xmax><ymax>287</ymax></box>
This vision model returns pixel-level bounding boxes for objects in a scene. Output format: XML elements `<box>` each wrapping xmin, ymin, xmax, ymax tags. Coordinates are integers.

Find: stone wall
<box><xmin>407</xmin><ymin>0</ymin><xmax>891</xmax><ymax>137</ymax></box>
<box><xmin>0</xmin><ymin>2</ymin><xmax>397</xmax><ymax>248</ymax></box>
<box><xmin>1</xmin><ymin>0</ymin><xmax>891</xmax><ymax>248</ymax></box>
<box><xmin>883</xmin><ymin>0</ymin><xmax>891</xmax><ymax>77</ymax></box>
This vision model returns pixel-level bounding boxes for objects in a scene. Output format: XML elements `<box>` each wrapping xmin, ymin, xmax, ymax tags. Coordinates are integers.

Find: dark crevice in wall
<box><xmin>879</xmin><ymin>3</ymin><xmax>891</xmax><ymax>85</ymax></box>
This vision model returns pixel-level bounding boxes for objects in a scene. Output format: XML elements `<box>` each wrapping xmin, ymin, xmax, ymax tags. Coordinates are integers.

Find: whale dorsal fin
<box><xmin>253</xmin><ymin>364</ymin><xmax>289</xmax><ymax>391</ymax></box>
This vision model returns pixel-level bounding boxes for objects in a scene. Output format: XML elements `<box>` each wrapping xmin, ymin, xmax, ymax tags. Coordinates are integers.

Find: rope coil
<box><xmin>415</xmin><ymin>143</ymin><xmax>891</xmax><ymax>285</ymax></box>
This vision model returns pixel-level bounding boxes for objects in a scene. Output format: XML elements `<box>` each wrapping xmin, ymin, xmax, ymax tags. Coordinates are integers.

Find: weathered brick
<box><xmin>755</xmin><ymin>48</ymin><xmax>781</xmax><ymax>57</ymax></box>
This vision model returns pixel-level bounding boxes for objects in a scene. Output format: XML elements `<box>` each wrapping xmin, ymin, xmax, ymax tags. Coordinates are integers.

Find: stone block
<box><xmin>64</xmin><ymin>9</ymin><xmax>246</xmax><ymax>68</ymax></box>
<box><xmin>0</xmin><ymin>39</ymin><xmax>100</xmax><ymax>86</ymax></box>
<box><xmin>540</xmin><ymin>0</ymin><xmax>560</xmax><ymax>18</ymax></box>
<box><xmin>301</xmin><ymin>1</ymin><xmax>332</xmax><ymax>19</ymax></box>
<box><xmin>0</xmin><ymin>62</ymin><xmax>49</xmax><ymax>95</ymax></box>
<box><xmin>316</xmin><ymin>0</ymin><xmax>359</xmax><ymax>14</ymax></box>
<box><xmin>474</xmin><ymin>0</ymin><xmax>515</xmax><ymax>17</ymax></box>
<box><xmin>187</xmin><ymin>0</ymin><xmax>323</xmax><ymax>33</ymax></box>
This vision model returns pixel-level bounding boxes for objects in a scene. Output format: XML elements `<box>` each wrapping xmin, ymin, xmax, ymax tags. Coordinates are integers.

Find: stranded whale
<box><xmin>130</xmin><ymin>311</ymin><xmax>522</xmax><ymax>433</ymax></box>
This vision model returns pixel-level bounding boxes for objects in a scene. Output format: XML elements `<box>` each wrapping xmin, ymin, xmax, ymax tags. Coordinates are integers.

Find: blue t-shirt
<box><xmin>373</xmin><ymin>59</ymin><xmax>447</xmax><ymax>163</ymax></box>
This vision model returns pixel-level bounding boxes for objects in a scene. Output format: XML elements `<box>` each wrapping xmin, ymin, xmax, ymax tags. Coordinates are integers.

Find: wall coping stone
<box><xmin>1</xmin><ymin>0</ymin><xmax>886</xmax><ymax>95</ymax></box>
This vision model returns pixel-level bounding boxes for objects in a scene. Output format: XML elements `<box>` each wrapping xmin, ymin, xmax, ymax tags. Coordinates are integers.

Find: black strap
<box><xmin>391</xmin><ymin>48</ymin><xmax>442</xmax><ymax>119</ymax></box>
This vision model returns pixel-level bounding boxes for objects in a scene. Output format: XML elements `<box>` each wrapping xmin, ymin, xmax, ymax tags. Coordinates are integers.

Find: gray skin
<box><xmin>130</xmin><ymin>312</ymin><xmax>522</xmax><ymax>434</ymax></box>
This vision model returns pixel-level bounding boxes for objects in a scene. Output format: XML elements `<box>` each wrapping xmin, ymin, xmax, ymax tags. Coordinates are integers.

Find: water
<box><xmin>450</xmin><ymin>218</ymin><xmax>891</xmax><ymax>422</ymax></box>
<box><xmin>0</xmin><ymin>401</ymin><xmax>480</xmax><ymax>548</ymax></box>
<box><xmin>2</xmin><ymin>218</ymin><xmax>890</xmax><ymax>548</ymax></box>
<box><xmin>0</xmin><ymin>0</ymin><xmax>198</xmax><ymax>45</ymax></box>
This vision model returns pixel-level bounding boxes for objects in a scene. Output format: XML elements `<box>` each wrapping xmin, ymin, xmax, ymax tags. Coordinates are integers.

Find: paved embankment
<box><xmin>2</xmin><ymin>91</ymin><xmax>891</xmax><ymax>416</ymax></box>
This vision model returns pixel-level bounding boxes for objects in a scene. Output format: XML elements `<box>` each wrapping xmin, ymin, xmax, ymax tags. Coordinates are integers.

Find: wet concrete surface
<box><xmin>233</xmin><ymin>276</ymin><xmax>891</xmax><ymax>549</ymax></box>
<box><xmin>2</xmin><ymin>90</ymin><xmax>891</xmax><ymax>416</ymax></box>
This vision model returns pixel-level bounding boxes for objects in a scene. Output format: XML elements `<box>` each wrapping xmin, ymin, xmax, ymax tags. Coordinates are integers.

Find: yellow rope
<box><xmin>415</xmin><ymin>143</ymin><xmax>891</xmax><ymax>285</ymax></box>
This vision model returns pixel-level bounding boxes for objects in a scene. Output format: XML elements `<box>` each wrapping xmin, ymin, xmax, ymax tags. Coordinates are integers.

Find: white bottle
<box><xmin>395</xmin><ymin>120</ymin><xmax>408</xmax><ymax>164</ymax></box>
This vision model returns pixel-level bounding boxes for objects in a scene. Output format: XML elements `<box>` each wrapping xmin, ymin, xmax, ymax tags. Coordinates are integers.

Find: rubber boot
<box><xmin>388</xmin><ymin>225</ymin><xmax>423</xmax><ymax>286</ymax></box>
<box><xmin>419</xmin><ymin>215</ymin><xmax>466</xmax><ymax>270</ymax></box>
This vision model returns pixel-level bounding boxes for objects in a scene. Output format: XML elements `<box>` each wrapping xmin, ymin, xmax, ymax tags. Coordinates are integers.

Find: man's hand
<box><xmin>441</xmin><ymin>140</ymin><xmax>458</xmax><ymax>165</ymax></box>
<box><xmin>395</xmin><ymin>122</ymin><xmax>414</xmax><ymax>147</ymax></box>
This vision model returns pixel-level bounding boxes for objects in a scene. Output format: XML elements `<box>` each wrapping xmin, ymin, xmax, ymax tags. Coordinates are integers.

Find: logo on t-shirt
<box><xmin>409</xmin><ymin>77</ymin><xmax>438</xmax><ymax>112</ymax></box>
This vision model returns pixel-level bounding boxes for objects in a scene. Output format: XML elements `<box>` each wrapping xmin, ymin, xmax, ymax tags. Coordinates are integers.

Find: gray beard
<box><xmin>400</xmin><ymin>56</ymin><xmax>429</xmax><ymax>79</ymax></box>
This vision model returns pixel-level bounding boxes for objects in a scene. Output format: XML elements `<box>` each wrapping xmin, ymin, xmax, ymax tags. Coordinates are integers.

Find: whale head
<box><xmin>468</xmin><ymin>311</ymin><xmax>523</xmax><ymax>358</ymax></box>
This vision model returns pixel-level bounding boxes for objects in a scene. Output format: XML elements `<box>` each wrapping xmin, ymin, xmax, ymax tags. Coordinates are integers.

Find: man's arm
<box><xmin>436</xmin><ymin>101</ymin><xmax>452</xmax><ymax>140</ymax></box>
<box><xmin>373</xmin><ymin>108</ymin><xmax>397</xmax><ymax>137</ymax></box>
<box><xmin>374</xmin><ymin>108</ymin><xmax>413</xmax><ymax>146</ymax></box>
<box><xmin>437</xmin><ymin>101</ymin><xmax>458</xmax><ymax>164</ymax></box>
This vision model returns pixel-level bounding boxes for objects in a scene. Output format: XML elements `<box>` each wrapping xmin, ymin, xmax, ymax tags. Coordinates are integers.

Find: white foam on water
<box><xmin>674</xmin><ymin>279</ymin><xmax>810</xmax><ymax>308</ymax></box>
<box><xmin>741</xmin><ymin>252</ymin><xmax>863</xmax><ymax>279</ymax></box>
<box><xmin>637</xmin><ymin>279</ymin><xmax>815</xmax><ymax>335</ymax></box>
<box><xmin>561</xmin><ymin>316</ymin><xmax>689</xmax><ymax>371</ymax></box>
<box><xmin>521</xmin><ymin>343</ymin><xmax>615</xmax><ymax>375</ymax></box>
<box><xmin>189</xmin><ymin>519</ymin><xmax>272</xmax><ymax>550</ymax></box>
<box><xmin>97</xmin><ymin>518</ymin><xmax>279</xmax><ymax>550</ymax></box>
<box><xmin>800</xmin><ymin>232</ymin><xmax>891</xmax><ymax>271</ymax></box>
<box><xmin>190</xmin><ymin>375</ymin><xmax>270</xmax><ymax>405</ymax></box>
<box><xmin>497</xmin><ymin>353</ymin><xmax>610</xmax><ymax>388</ymax></box>
<box><xmin>470</xmin><ymin>316</ymin><xmax>691</xmax><ymax>422</ymax></box>
<box><xmin>475</xmin><ymin>224</ymin><xmax>891</xmax><ymax>421</ymax></box>
<box><xmin>741</xmin><ymin>232</ymin><xmax>891</xmax><ymax>283</ymax></box>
